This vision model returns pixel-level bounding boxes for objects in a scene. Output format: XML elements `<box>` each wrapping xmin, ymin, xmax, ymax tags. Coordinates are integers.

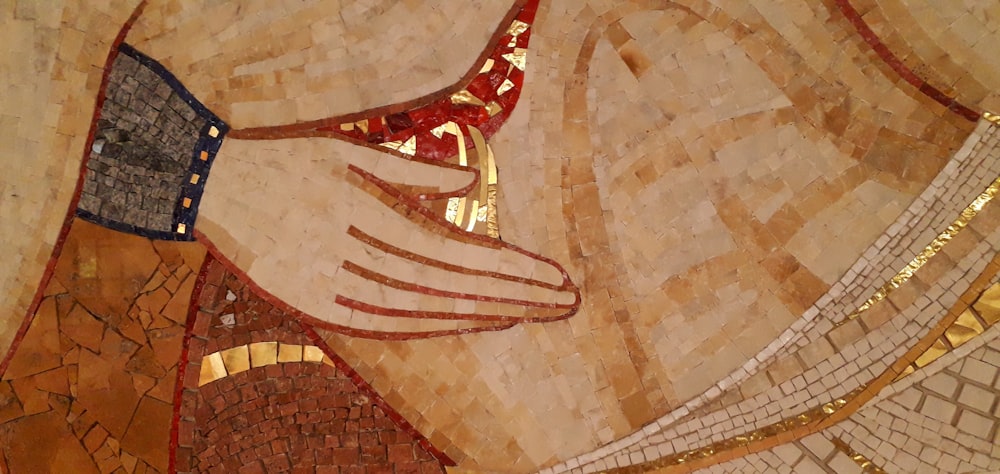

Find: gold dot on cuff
<box><xmin>182</xmin><ymin>197</ymin><xmax>192</xmax><ymax>208</ymax></box>
<box><xmin>177</xmin><ymin>223</ymin><xmax>187</xmax><ymax>233</ymax></box>
<box><xmin>199</xmin><ymin>150</ymin><xmax>209</xmax><ymax>161</ymax></box>
<box><xmin>208</xmin><ymin>126</ymin><xmax>219</xmax><ymax>137</ymax></box>
<box><xmin>190</xmin><ymin>174</ymin><xmax>200</xmax><ymax>184</ymax></box>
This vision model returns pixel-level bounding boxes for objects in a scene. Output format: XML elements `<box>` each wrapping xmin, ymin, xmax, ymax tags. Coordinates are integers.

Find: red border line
<box><xmin>347</xmin><ymin>164</ymin><xmax>579</xmax><ymax>289</ymax></box>
<box><xmin>347</xmin><ymin>225</ymin><xmax>565</xmax><ymax>290</ymax></box>
<box><xmin>340</xmin><ymin>260</ymin><xmax>575</xmax><ymax>310</ymax></box>
<box><xmin>0</xmin><ymin>0</ymin><xmax>149</xmax><ymax>379</ymax></box>
<box><xmin>832</xmin><ymin>0</ymin><xmax>980</xmax><ymax>122</ymax></box>
<box><xmin>168</xmin><ymin>253</ymin><xmax>212</xmax><ymax>474</ymax></box>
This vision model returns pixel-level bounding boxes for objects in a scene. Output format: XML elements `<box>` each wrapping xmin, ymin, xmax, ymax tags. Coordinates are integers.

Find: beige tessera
<box><xmin>3</xmin><ymin>0</ymin><xmax>1000</xmax><ymax>473</ymax></box>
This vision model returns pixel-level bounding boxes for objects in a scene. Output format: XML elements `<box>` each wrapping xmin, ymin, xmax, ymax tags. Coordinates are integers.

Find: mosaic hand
<box><xmin>197</xmin><ymin>137</ymin><xmax>579</xmax><ymax>338</ymax></box>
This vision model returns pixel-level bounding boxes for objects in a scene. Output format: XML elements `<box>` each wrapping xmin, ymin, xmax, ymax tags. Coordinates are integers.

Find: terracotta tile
<box><xmin>0</xmin><ymin>411</ymin><xmax>100</xmax><ymax>474</ymax></box>
<box><xmin>53</xmin><ymin>220</ymin><xmax>161</xmax><ymax>319</ymax></box>
<box><xmin>75</xmin><ymin>349</ymin><xmax>141</xmax><ymax>438</ymax></box>
<box><xmin>3</xmin><ymin>298</ymin><xmax>62</xmax><ymax>380</ymax></box>
<box><xmin>121</xmin><ymin>396</ymin><xmax>172</xmax><ymax>472</ymax></box>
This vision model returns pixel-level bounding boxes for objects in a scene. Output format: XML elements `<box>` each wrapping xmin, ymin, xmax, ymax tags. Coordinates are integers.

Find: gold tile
<box><xmin>445</xmin><ymin>197</ymin><xmax>461</xmax><ymax>224</ymax></box>
<box><xmin>479</xmin><ymin>58</ymin><xmax>495</xmax><ymax>74</ymax></box>
<box><xmin>468</xmin><ymin>125</ymin><xmax>490</xmax><ymax>198</ymax></box>
<box><xmin>176</xmin><ymin>223</ymin><xmax>186</xmax><ymax>234</ymax></box>
<box><xmin>303</xmin><ymin>345</ymin><xmax>325</xmax><ymax>363</ymax></box>
<box><xmin>486</xmin><ymin>185</ymin><xmax>499</xmax><ymax>238</ymax></box>
<box><xmin>841</xmin><ymin>175</ymin><xmax>1000</xmax><ymax>325</ymax></box>
<box><xmin>220</xmin><ymin>345</ymin><xmax>250</xmax><ymax>375</ymax></box>
<box><xmin>831</xmin><ymin>438</ymin><xmax>887</xmax><ymax>474</ymax></box>
<box><xmin>945</xmin><ymin>323</ymin><xmax>979</xmax><ymax>349</ymax></box>
<box><xmin>485</xmin><ymin>142</ymin><xmax>497</xmax><ymax>185</ymax></box>
<box><xmin>208</xmin><ymin>126</ymin><xmax>219</xmax><ymax>137</ymax></box>
<box><xmin>484</xmin><ymin>103</ymin><xmax>502</xmax><ymax>120</ymax></box>
<box><xmin>450</xmin><ymin>90</ymin><xmax>485</xmax><ymax>106</ymax></box>
<box><xmin>249</xmin><ymin>341</ymin><xmax>278</xmax><ymax>367</ymax></box>
<box><xmin>452</xmin><ymin>122</ymin><xmax>467</xmax><ymax>165</ymax></box>
<box><xmin>199</xmin><ymin>150</ymin><xmax>208</xmax><ymax>161</ymax></box>
<box><xmin>454</xmin><ymin>196</ymin><xmax>468</xmax><ymax>227</ymax></box>
<box><xmin>497</xmin><ymin>78</ymin><xmax>515</xmax><ymax>95</ymax></box>
<box><xmin>277</xmin><ymin>343</ymin><xmax>303</xmax><ymax>363</ymax></box>
<box><xmin>199</xmin><ymin>352</ymin><xmax>227</xmax><ymax>386</ymax></box>
<box><xmin>190</xmin><ymin>174</ymin><xmax>200</xmax><ymax>184</ymax></box>
<box><xmin>399</xmin><ymin>135</ymin><xmax>416</xmax><ymax>155</ymax></box>
<box><xmin>182</xmin><ymin>197</ymin><xmax>192</xmax><ymax>208</ymax></box>
<box><xmin>956</xmin><ymin>307</ymin><xmax>986</xmax><ymax>332</ymax></box>
<box><xmin>944</xmin><ymin>309</ymin><xmax>985</xmax><ymax>348</ymax></box>
<box><xmin>506</xmin><ymin>20</ymin><xmax>529</xmax><ymax>37</ymax></box>
<box><xmin>430</xmin><ymin>123</ymin><xmax>449</xmax><ymax>139</ymax></box>
<box><xmin>339</xmin><ymin>122</ymin><xmax>354</xmax><ymax>131</ymax></box>
<box><xmin>914</xmin><ymin>338</ymin><xmax>948</xmax><ymax>368</ymax></box>
<box><xmin>465</xmin><ymin>199</ymin><xmax>480</xmax><ymax>232</ymax></box>
<box><xmin>973</xmin><ymin>283</ymin><xmax>1000</xmax><ymax>326</ymax></box>
<box><xmin>502</xmin><ymin>48</ymin><xmax>526</xmax><ymax>71</ymax></box>
<box><xmin>380</xmin><ymin>140</ymin><xmax>404</xmax><ymax>152</ymax></box>
<box><xmin>378</xmin><ymin>136</ymin><xmax>416</xmax><ymax>156</ymax></box>
<box><xmin>893</xmin><ymin>364</ymin><xmax>915</xmax><ymax>382</ymax></box>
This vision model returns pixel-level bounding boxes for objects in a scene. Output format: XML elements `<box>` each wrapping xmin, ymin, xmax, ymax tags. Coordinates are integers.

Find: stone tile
<box><xmin>53</xmin><ymin>220</ymin><xmax>161</xmax><ymax>318</ymax></box>
<box><xmin>958</xmin><ymin>384</ymin><xmax>996</xmax><ymax>413</ymax></box>
<box><xmin>771</xmin><ymin>442</ymin><xmax>803</xmax><ymax>466</ymax></box>
<box><xmin>799</xmin><ymin>433</ymin><xmax>834</xmax><ymax>460</ymax></box>
<box><xmin>827</xmin><ymin>451</ymin><xmax>861</xmax><ymax>473</ymax></box>
<box><xmin>923</xmin><ymin>372</ymin><xmax>960</xmax><ymax>398</ymax></box>
<box><xmin>961</xmin><ymin>359</ymin><xmax>999</xmax><ymax>386</ymax></box>
<box><xmin>0</xmin><ymin>411</ymin><xmax>100</xmax><ymax>474</ymax></box>
<box><xmin>2</xmin><ymin>298</ymin><xmax>62</xmax><ymax>380</ymax></box>
<box><xmin>956</xmin><ymin>410</ymin><xmax>995</xmax><ymax>439</ymax></box>
<box><xmin>121</xmin><ymin>396</ymin><xmax>172</xmax><ymax>472</ymax></box>
<box><xmin>792</xmin><ymin>456</ymin><xmax>828</xmax><ymax>474</ymax></box>
<box><xmin>920</xmin><ymin>396</ymin><xmax>958</xmax><ymax>425</ymax></box>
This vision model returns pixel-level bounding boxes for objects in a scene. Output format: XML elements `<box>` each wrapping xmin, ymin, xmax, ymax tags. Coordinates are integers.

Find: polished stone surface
<box><xmin>2</xmin><ymin>1</ymin><xmax>1000</xmax><ymax>473</ymax></box>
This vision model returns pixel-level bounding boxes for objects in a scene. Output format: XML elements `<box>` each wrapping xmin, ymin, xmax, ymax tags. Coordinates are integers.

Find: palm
<box><xmin>78</xmin><ymin>0</ymin><xmax>577</xmax><ymax>338</ymax></box>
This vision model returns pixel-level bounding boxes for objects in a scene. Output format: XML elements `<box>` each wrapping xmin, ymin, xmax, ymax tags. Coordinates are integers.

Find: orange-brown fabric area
<box><xmin>0</xmin><ymin>218</ymin><xmax>206</xmax><ymax>473</ymax></box>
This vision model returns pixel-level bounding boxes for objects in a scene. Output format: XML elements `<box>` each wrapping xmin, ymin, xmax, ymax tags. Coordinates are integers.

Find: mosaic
<box><xmin>67</xmin><ymin>0</ymin><xmax>575</xmax><ymax>339</ymax></box>
<box><xmin>604</xmin><ymin>388</ymin><xmax>864</xmax><ymax>473</ymax></box>
<box><xmin>832</xmin><ymin>0</ymin><xmax>980</xmax><ymax>122</ymax></box>
<box><xmin>830</xmin><ymin>437</ymin><xmax>887</xmax><ymax>474</ymax></box>
<box><xmin>0</xmin><ymin>219</ymin><xmax>205</xmax><ymax>473</ymax></box>
<box><xmin>841</xmin><ymin>161</ymin><xmax>1000</xmax><ymax>325</ymax></box>
<box><xmin>77</xmin><ymin>43</ymin><xmax>227</xmax><ymax>241</ymax></box>
<box><xmin>5</xmin><ymin>0</ymin><xmax>1000</xmax><ymax>473</ymax></box>
<box><xmin>894</xmin><ymin>281</ymin><xmax>1000</xmax><ymax>379</ymax></box>
<box><xmin>173</xmin><ymin>257</ymin><xmax>451</xmax><ymax>472</ymax></box>
<box><xmin>197</xmin><ymin>343</ymin><xmax>333</xmax><ymax>387</ymax></box>
<box><xmin>228</xmin><ymin>0</ymin><xmax>539</xmax><ymax>238</ymax></box>
<box><xmin>602</xmin><ymin>245</ymin><xmax>1000</xmax><ymax>473</ymax></box>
